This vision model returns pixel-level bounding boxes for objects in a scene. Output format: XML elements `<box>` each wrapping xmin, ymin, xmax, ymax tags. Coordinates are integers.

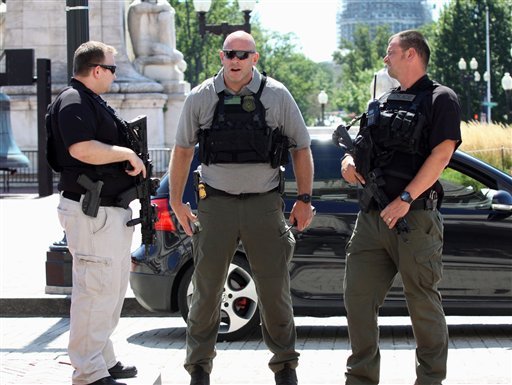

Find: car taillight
<box><xmin>153</xmin><ymin>198</ymin><xmax>176</xmax><ymax>232</ymax></box>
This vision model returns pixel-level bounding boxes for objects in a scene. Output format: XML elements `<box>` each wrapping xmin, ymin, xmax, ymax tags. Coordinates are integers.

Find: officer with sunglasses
<box><xmin>169</xmin><ymin>31</ymin><xmax>314</xmax><ymax>385</ymax></box>
<box><xmin>46</xmin><ymin>41</ymin><xmax>143</xmax><ymax>385</ymax></box>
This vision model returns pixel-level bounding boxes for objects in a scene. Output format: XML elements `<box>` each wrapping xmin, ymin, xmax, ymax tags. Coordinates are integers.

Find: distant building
<box><xmin>337</xmin><ymin>0</ymin><xmax>433</xmax><ymax>44</ymax></box>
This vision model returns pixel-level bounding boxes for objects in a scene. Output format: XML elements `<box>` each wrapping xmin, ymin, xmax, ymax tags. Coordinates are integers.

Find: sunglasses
<box><xmin>223</xmin><ymin>50</ymin><xmax>255</xmax><ymax>60</ymax></box>
<box><xmin>89</xmin><ymin>63</ymin><xmax>117</xmax><ymax>74</ymax></box>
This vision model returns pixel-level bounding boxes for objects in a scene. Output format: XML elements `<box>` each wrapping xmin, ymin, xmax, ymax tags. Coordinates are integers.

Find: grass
<box><xmin>459</xmin><ymin>121</ymin><xmax>511</xmax><ymax>174</ymax></box>
<box><xmin>440</xmin><ymin>122</ymin><xmax>511</xmax><ymax>190</ymax></box>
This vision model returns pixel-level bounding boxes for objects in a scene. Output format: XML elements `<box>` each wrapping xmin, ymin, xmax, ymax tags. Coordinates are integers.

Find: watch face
<box><xmin>400</xmin><ymin>191</ymin><xmax>413</xmax><ymax>203</ymax></box>
<box><xmin>297</xmin><ymin>194</ymin><xmax>311</xmax><ymax>203</ymax></box>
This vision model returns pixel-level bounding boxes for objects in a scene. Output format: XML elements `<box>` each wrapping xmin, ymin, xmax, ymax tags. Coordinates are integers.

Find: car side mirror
<box><xmin>489</xmin><ymin>190</ymin><xmax>512</xmax><ymax>221</ymax></box>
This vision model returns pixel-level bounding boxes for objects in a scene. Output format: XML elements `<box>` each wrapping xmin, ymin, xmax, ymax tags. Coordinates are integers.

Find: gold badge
<box><xmin>198</xmin><ymin>183</ymin><xmax>207</xmax><ymax>200</ymax></box>
<box><xmin>242</xmin><ymin>96</ymin><xmax>256</xmax><ymax>112</ymax></box>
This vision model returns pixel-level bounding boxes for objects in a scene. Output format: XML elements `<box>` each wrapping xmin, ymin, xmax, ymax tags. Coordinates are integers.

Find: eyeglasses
<box><xmin>222</xmin><ymin>50</ymin><xmax>255</xmax><ymax>60</ymax></box>
<box><xmin>88</xmin><ymin>63</ymin><xmax>117</xmax><ymax>74</ymax></box>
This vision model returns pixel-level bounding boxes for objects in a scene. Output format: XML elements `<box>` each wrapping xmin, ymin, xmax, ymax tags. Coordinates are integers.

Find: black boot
<box><xmin>108</xmin><ymin>361</ymin><xmax>137</xmax><ymax>379</ymax></box>
<box><xmin>190</xmin><ymin>366</ymin><xmax>210</xmax><ymax>385</ymax></box>
<box><xmin>275</xmin><ymin>363</ymin><xmax>298</xmax><ymax>385</ymax></box>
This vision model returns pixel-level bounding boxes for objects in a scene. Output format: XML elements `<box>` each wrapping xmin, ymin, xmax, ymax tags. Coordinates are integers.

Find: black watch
<box><xmin>399</xmin><ymin>191</ymin><xmax>414</xmax><ymax>204</ymax></box>
<box><xmin>296</xmin><ymin>194</ymin><xmax>312</xmax><ymax>203</ymax></box>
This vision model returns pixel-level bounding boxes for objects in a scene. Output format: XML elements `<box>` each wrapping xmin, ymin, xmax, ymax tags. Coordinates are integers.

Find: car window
<box><xmin>441</xmin><ymin>167</ymin><xmax>494</xmax><ymax>210</ymax></box>
<box><xmin>283</xmin><ymin>139</ymin><xmax>361</xmax><ymax>203</ymax></box>
<box><xmin>283</xmin><ymin>177</ymin><xmax>358</xmax><ymax>203</ymax></box>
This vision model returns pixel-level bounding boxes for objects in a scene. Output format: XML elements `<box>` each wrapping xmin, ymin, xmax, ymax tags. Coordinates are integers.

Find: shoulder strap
<box><xmin>255</xmin><ymin>73</ymin><xmax>267</xmax><ymax>99</ymax></box>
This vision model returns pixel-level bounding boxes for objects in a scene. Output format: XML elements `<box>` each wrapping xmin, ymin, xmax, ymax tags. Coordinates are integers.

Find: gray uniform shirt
<box><xmin>175</xmin><ymin>67</ymin><xmax>310</xmax><ymax>194</ymax></box>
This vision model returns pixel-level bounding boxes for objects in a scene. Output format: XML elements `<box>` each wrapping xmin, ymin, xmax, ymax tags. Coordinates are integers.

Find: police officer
<box><xmin>341</xmin><ymin>30</ymin><xmax>461</xmax><ymax>385</ymax></box>
<box><xmin>169</xmin><ymin>31</ymin><xmax>315</xmax><ymax>385</ymax></box>
<box><xmin>46</xmin><ymin>41</ymin><xmax>143</xmax><ymax>385</ymax></box>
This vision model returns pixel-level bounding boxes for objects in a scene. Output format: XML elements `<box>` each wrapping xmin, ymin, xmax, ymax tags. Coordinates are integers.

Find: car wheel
<box><xmin>177</xmin><ymin>254</ymin><xmax>260</xmax><ymax>342</ymax></box>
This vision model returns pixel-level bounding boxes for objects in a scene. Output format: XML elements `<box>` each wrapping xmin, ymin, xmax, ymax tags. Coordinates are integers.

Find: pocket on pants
<box><xmin>414</xmin><ymin>243</ymin><xmax>443</xmax><ymax>287</ymax></box>
<box><xmin>74</xmin><ymin>254</ymin><xmax>113</xmax><ymax>295</ymax></box>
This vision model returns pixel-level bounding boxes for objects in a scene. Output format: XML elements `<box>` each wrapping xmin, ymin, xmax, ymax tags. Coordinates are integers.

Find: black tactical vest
<box><xmin>198</xmin><ymin>75</ymin><xmax>280</xmax><ymax>166</ymax></box>
<box><xmin>354</xmin><ymin>80</ymin><xmax>437</xmax><ymax>181</ymax></box>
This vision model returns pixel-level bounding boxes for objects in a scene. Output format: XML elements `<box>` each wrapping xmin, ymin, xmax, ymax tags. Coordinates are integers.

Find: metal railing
<box><xmin>0</xmin><ymin>148</ymin><xmax>171</xmax><ymax>193</ymax></box>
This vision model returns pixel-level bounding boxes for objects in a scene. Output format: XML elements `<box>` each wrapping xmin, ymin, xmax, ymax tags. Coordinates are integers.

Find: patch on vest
<box><xmin>242</xmin><ymin>95</ymin><xmax>256</xmax><ymax>112</ymax></box>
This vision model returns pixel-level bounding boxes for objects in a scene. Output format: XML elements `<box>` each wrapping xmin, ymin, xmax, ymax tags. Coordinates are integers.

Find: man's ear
<box><xmin>252</xmin><ymin>52</ymin><xmax>260</xmax><ymax>66</ymax></box>
<box><xmin>91</xmin><ymin>67</ymin><xmax>100</xmax><ymax>79</ymax></box>
<box><xmin>406</xmin><ymin>47</ymin><xmax>416</xmax><ymax>61</ymax></box>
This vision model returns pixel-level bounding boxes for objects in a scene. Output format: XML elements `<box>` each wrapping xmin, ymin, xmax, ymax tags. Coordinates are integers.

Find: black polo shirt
<box><xmin>48</xmin><ymin>78</ymin><xmax>135</xmax><ymax>197</ymax></box>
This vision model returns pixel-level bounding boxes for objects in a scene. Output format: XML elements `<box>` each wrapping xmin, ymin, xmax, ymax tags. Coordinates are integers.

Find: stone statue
<box><xmin>128</xmin><ymin>0</ymin><xmax>187</xmax><ymax>82</ymax></box>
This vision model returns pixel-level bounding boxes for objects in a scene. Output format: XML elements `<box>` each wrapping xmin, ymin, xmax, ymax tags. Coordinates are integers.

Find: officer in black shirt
<box><xmin>47</xmin><ymin>41</ymin><xmax>144</xmax><ymax>385</ymax></box>
<box><xmin>341</xmin><ymin>30</ymin><xmax>461</xmax><ymax>385</ymax></box>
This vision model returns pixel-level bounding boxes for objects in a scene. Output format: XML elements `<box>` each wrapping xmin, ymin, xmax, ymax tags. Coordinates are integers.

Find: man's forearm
<box><xmin>69</xmin><ymin>140</ymin><xmax>135</xmax><ymax>165</ymax></box>
<box><xmin>405</xmin><ymin>139</ymin><xmax>457</xmax><ymax>199</ymax></box>
<box><xmin>169</xmin><ymin>145</ymin><xmax>195</xmax><ymax>204</ymax></box>
<box><xmin>291</xmin><ymin>147</ymin><xmax>314</xmax><ymax>194</ymax></box>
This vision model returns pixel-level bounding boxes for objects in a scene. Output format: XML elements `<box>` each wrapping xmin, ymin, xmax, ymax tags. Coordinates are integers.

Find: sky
<box><xmin>252</xmin><ymin>0</ymin><xmax>340</xmax><ymax>63</ymax></box>
<box><xmin>251</xmin><ymin>0</ymin><xmax>451</xmax><ymax>63</ymax></box>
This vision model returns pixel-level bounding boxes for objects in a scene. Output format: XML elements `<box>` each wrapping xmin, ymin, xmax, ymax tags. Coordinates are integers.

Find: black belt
<box><xmin>409</xmin><ymin>197</ymin><xmax>436</xmax><ymax>211</ymax></box>
<box><xmin>368</xmin><ymin>196</ymin><xmax>436</xmax><ymax>211</ymax></box>
<box><xmin>62</xmin><ymin>191</ymin><xmax>120</xmax><ymax>207</ymax></box>
<box><xmin>204</xmin><ymin>184</ymin><xmax>279</xmax><ymax>199</ymax></box>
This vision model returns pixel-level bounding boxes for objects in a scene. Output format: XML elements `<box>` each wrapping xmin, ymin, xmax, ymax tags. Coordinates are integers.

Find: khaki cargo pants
<box><xmin>57</xmin><ymin>195</ymin><xmax>133</xmax><ymax>385</ymax></box>
<box><xmin>184</xmin><ymin>192</ymin><xmax>299</xmax><ymax>374</ymax></box>
<box><xmin>344</xmin><ymin>209</ymin><xmax>448</xmax><ymax>385</ymax></box>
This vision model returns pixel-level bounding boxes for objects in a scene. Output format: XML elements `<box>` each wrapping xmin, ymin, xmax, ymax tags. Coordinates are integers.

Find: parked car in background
<box><xmin>130</xmin><ymin>130</ymin><xmax>512</xmax><ymax>341</ymax></box>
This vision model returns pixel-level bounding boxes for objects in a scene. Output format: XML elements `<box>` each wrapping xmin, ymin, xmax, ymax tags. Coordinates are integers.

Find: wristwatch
<box><xmin>296</xmin><ymin>194</ymin><xmax>312</xmax><ymax>203</ymax></box>
<box><xmin>399</xmin><ymin>191</ymin><xmax>414</xmax><ymax>204</ymax></box>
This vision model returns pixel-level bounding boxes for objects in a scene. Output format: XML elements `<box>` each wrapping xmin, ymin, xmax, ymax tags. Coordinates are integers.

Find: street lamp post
<box><xmin>193</xmin><ymin>0</ymin><xmax>256</xmax><ymax>39</ymax></box>
<box><xmin>501</xmin><ymin>72</ymin><xmax>512</xmax><ymax>123</ymax></box>
<box><xmin>458</xmin><ymin>57</ymin><xmax>480</xmax><ymax>121</ymax></box>
<box><xmin>317</xmin><ymin>90</ymin><xmax>328</xmax><ymax>126</ymax></box>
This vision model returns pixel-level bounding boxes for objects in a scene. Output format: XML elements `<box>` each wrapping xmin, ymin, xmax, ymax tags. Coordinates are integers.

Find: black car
<box><xmin>130</xmin><ymin>131</ymin><xmax>512</xmax><ymax>341</ymax></box>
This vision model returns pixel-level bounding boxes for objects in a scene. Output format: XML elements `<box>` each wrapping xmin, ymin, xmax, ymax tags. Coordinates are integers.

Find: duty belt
<box><xmin>409</xmin><ymin>197</ymin><xmax>437</xmax><ymax>210</ymax></box>
<box><xmin>61</xmin><ymin>191</ymin><xmax>122</xmax><ymax>207</ymax></box>
<box><xmin>367</xmin><ymin>196</ymin><xmax>437</xmax><ymax>211</ymax></box>
<box><xmin>203</xmin><ymin>184</ymin><xmax>279</xmax><ymax>199</ymax></box>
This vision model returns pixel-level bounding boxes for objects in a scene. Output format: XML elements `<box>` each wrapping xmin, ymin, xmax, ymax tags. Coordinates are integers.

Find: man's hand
<box><xmin>125</xmin><ymin>152</ymin><xmax>146</xmax><ymax>178</ymax></box>
<box><xmin>170</xmin><ymin>200</ymin><xmax>197</xmax><ymax>236</ymax></box>
<box><xmin>380</xmin><ymin>198</ymin><xmax>411</xmax><ymax>229</ymax></box>
<box><xmin>341</xmin><ymin>155</ymin><xmax>365</xmax><ymax>185</ymax></box>
<box><xmin>289</xmin><ymin>201</ymin><xmax>315</xmax><ymax>232</ymax></box>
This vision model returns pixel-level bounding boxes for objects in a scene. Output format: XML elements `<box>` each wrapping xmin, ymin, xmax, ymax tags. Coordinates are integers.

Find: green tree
<box><xmin>332</xmin><ymin>25</ymin><xmax>392</xmax><ymax>116</ymax></box>
<box><xmin>431</xmin><ymin>0</ymin><xmax>512</xmax><ymax>123</ymax></box>
<box><xmin>257</xmin><ymin>31</ymin><xmax>332</xmax><ymax>125</ymax></box>
<box><xmin>170</xmin><ymin>0</ymin><xmax>244</xmax><ymax>86</ymax></box>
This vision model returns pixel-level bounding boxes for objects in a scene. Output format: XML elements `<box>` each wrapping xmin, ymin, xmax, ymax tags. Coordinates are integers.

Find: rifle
<box><xmin>117</xmin><ymin>115</ymin><xmax>160</xmax><ymax>255</ymax></box>
<box><xmin>364</xmin><ymin>169</ymin><xmax>409</xmax><ymax>241</ymax></box>
<box><xmin>332</xmin><ymin>120</ymin><xmax>358</xmax><ymax>154</ymax></box>
<box><xmin>332</xmin><ymin>123</ymin><xmax>409</xmax><ymax>242</ymax></box>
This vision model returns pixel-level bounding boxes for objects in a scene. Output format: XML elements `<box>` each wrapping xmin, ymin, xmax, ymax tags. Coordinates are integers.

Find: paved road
<box><xmin>1</xmin><ymin>194</ymin><xmax>511</xmax><ymax>384</ymax></box>
<box><xmin>1</xmin><ymin>316</ymin><xmax>511</xmax><ymax>384</ymax></box>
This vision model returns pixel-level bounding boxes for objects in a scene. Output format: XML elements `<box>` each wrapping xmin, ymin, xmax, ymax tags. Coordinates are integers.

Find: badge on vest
<box><xmin>242</xmin><ymin>95</ymin><xmax>256</xmax><ymax>112</ymax></box>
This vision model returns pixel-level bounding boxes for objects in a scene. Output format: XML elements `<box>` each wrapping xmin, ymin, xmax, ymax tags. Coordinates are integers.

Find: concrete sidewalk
<box><xmin>1</xmin><ymin>316</ymin><xmax>511</xmax><ymax>384</ymax></box>
<box><xmin>1</xmin><ymin>193</ymin><xmax>511</xmax><ymax>384</ymax></box>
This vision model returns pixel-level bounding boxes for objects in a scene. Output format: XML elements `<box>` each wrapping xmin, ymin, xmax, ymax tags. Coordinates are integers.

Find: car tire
<box><xmin>177</xmin><ymin>254</ymin><xmax>261</xmax><ymax>342</ymax></box>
